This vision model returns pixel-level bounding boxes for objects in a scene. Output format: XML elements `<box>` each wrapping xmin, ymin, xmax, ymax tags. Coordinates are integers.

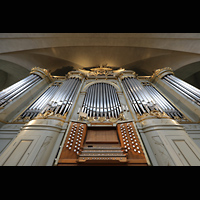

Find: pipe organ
<box><xmin>0</xmin><ymin>66</ymin><xmax>200</xmax><ymax>166</ymax></box>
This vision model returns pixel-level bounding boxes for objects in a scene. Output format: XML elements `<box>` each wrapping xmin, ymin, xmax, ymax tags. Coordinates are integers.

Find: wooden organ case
<box><xmin>57</xmin><ymin>122</ymin><xmax>148</xmax><ymax>166</ymax></box>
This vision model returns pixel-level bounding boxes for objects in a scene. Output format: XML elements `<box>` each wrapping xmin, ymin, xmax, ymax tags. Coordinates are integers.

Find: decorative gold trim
<box><xmin>150</xmin><ymin>67</ymin><xmax>174</xmax><ymax>82</ymax></box>
<box><xmin>109</xmin><ymin>117</ymin><xmax>118</xmax><ymax>123</ymax></box>
<box><xmin>78</xmin><ymin>112</ymin><xmax>88</xmax><ymax>121</ymax></box>
<box><xmin>88</xmin><ymin>117</ymin><xmax>95</xmax><ymax>122</ymax></box>
<box><xmin>98</xmin><ymin>116</ymin><xmax>106</xmax><ymax>122</ymax></box>
<box><xmin>67</xmin><ymin>71</ymin><xmax>85</xmax><ymax>80</ymax></box>
<box><xmin>35</xmin><ymin>110</ymin><xmax>67</xmax><ymax>121</ymax></box>
<box><xmin>78</xmin><ymin>66</ymin><xmax>126</xmax><ymax>78</ymax></box>
<box><xmin>30</xmin><ymin>67</ymin><xmax>53</xmax><ymax>82</ymax></box>
<box><xmin>137</xmin><ymin>110</ymin><xmax>170</xmax><ymax>121</ymax></box>
<box><xmin>119</xmin><ymin>71</ymin><xmax>137</xmax><ymax>80</ymax></box>
<box><xmin>118</xmin><ymin>113</ymin><xmax>125</xmax><ymax>120</ymax></box>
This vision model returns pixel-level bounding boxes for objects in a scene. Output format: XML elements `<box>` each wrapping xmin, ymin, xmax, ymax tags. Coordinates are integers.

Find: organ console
<box><xmin>57</xmin><ymin>121</ymin><xmax>147</xmax><ymax>166</ymax></box>
<box><xmin>0</xmin><ymin>66</ymin><xmax>200</xmax><ymax>166</ymax></box>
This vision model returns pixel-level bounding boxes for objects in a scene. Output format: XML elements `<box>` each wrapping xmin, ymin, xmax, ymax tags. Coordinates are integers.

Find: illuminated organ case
<box><xmin>0</xmin><ymin>67</ymin><xmax>200</xmax><ymax>166</ymax></box>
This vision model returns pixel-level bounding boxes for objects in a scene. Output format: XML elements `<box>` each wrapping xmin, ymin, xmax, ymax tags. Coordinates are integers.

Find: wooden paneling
<box><xmin>85</xmin><ymin>128</ymin><xmax>119</xmax><ymax>144</ymax></box>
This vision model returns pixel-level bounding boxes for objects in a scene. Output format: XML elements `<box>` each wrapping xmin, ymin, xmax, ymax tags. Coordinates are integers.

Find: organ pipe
<box><xmin>0</xmin><ymin>74</ymin><xmax>42</xmax><ymax>108</ymax></box>
<box><xmin>163</xmin><ymin>75</ymin><xmax>200</xmax><ymax>106</ymax></box>
<box><xmin>81</xmin><ymin>83</ymin><xmax>122</xmax><ymax>119</ymax></box>
<box><xmin>144</xmin><ymin>83</ymin><xmax>183</xmax><ymax>119</ymax></box>
<box><xmin>122</xmin><ymin>77</ymin><xmax>184</xmax><ymax>120</ymax></box>
<box><xmin>42</xmin><ymin>78</ymin><xmax>81</xmax><ymax>116</ymax></box>
<box><xmin>20</xmin><ymin>84</ymin><xmax>59</xmax><ymax>120</ymax></box>
<box><xmin>122</xmin><ymin>77</ymin><xmax>163</xmax><ymax>115</ymax></box>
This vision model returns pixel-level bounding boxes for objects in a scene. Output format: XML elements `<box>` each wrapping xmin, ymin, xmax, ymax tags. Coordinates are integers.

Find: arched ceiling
<box><xmin>0</xmin><ymin>33</ymin><xmax>200</xmax><ymax>89</ymax></box>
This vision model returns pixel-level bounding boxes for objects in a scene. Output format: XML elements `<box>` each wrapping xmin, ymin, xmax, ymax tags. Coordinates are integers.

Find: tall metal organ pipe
<box><xmin>162</xmin><ymin>75</ymin><xmax>200</xmax><ymax>106</ymax></box>
<box><xmin>20</xmin><ymin>84</ymin><xmax>60</xmax><ymax>120</ymax></box>
<box><xmin>144</xmin><ymin>83</ymin><xmax>183</xmax><ymax>119</ymax></box>
<box><xmin>42</xmin><ymin>78</ymin><xmax>81</xmax><ymax>116</ymax></box>
<box><xmin>0</xmin><ymin>74</ymin><xmax>42</xmax><ymax>108</ymax></box>
<box><xmin>81</xmin><ymin>83</ymin><xmax>122</xmax><ymax>119</ymax></box>
<box><xmin>122</xmin><ymin>77</ymin><xmax>162</xmax><ymax>115</ymax></box>
<box><xmin>122</xmin><ymin>77</ymin><xmax>184</xmax><ymax>120</ymax></box>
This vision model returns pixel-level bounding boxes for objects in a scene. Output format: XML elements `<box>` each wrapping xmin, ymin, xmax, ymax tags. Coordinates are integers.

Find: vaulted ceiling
<box><xmin>0</xmin><ymin>33</ymin><xmax>200</xmax><ymax>90</ymax></box>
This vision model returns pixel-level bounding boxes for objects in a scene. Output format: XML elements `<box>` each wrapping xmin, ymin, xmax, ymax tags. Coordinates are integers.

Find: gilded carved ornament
<box><xmin>119</xmin><ymin>71</ymin><xmax>137</xmax><ymax>80</ymax></box>
<box><xmin>80</xmin><ymin>113</ymin><xmax>126</xmax><ymax>123</ymax></box>
<box><xmin>30</xmin><ymin>67</ymin><xmax>53</xmax><ymax>82</ymax></box>
<box><xmin>67</xmin><ymin>71</ymin><xmax>84</xmax><ymax>80</ymax></box>
<box><xmin>150</xmin><ymin>67</ymin><xmax>174</xmax><ymax>82</ymax></box>
<box><xmin>78</xmin><ymin>66</ymin><xmax>125</xmax><ymax>78</ymax></box>
<box><xmin>36</xmin><ymin>110</ymin><xmax>67</xmax><ymax>120</ymax></box>
<box><xmin>137</xmin><ymin>110</ymin><xmax>170</xmax><ymax>121</ymax></box>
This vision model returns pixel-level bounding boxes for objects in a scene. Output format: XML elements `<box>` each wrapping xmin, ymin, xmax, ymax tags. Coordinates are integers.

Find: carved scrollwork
<box><xmin>137</xmin><ymin>110</ymin><xmax>170</xmax><ymax>121</ymax></box>
<box><xmin>150</xmin><ymin>67</ymin><xmax>174</xmax><ymax>82</ymax></box>
<box><xmin>30</xmin><ymin>67</ymin><xmax>53</xmax><ymax>82</ymax></box>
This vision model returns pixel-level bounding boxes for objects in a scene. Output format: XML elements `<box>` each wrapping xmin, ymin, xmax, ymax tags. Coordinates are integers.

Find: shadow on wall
<box><xmin>51</xmin><ymin>66</ymin><xmax>75</xmax><ymax>76</ymax></box>
<box><xmin>0</xmin><ymin>60</ymin><xmax>30</xmax><ymax>91</ymax></box>
<box><xmin>174</xmin><ymin>61</ymin><xmax>200</xmax><ymax>89</ymax></box>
